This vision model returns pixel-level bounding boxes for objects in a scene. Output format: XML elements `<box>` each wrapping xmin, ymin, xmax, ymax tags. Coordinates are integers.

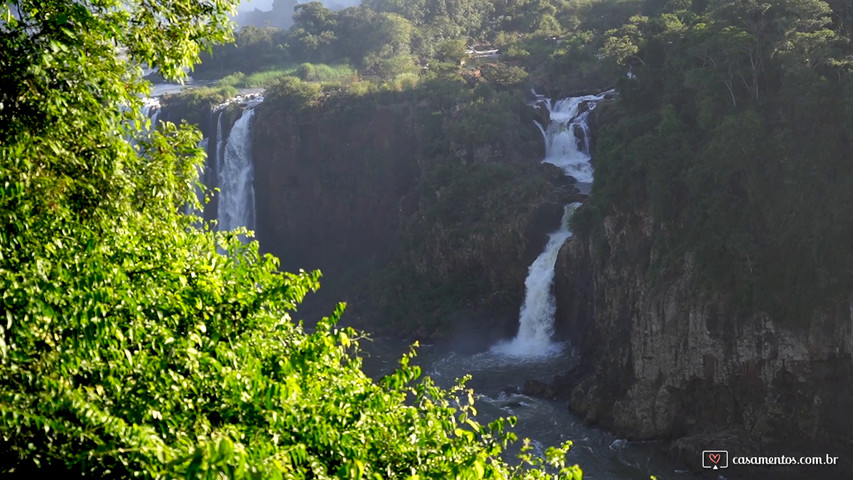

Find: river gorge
<box><xmin>152</xmin><ymin>78</ymin><xmax>853</xmax><ymax>479</ymax></box>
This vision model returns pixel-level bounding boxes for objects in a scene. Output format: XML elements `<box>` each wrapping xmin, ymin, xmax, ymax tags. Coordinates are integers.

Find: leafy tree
<box><xmin>297</xmin><ymin>62</ymin><xmax>318</xmax><ymax>81</ymax></box>
<box><xmin>435</xmin><ymin>38</ymin><xmax>469</xmax><ymax>64</ymax></box>
<box><xmin>372</xmin><ymin>12</ymin><xmax>416</xmax><ymax>57</ymax></box>
<box><xmin>0</xmin><ymin>0</ymin><xmax>586</xmax><ymax>478</ymax></box>
<box><xmin>293</xmin><ymin>1</ymin><xmax>339</xmax><ymax>33</ymax></box>
<box><xmin>585</xmin><ymin>0</ymin><xmax>853</xmax><ymax>323</ymax></box>
<box><xmin>287</xmin><ymin>1</ymin><xmax>339</xmax><ymax>62</ymax></box>
<box><xmin>494</xmin><ymin>0</ymin><xmax>562</xmax><ymax>33</ymax></box>
<box><xmin>336</xmin><ymin>8</ymin><xmax>415</xmax><ymax>68</ymax></box>
<box><xmin>599</xmin><ymin>15</ymin><xmax>649</xmax><ymax>67</ymax></box>
<box><xmin>198</xmin><ymin>25</ymin><xmax>286</xmax><ymax>80</ymax></box>
<box><xmin>479</xmin><ymin>63</ymin><xmax>530</xmax><ymax>88</ymax></box>
<box><xmin>423</xmin><ymin>0</ymin><xmax>495</xmax><ymax>37</ymax></box>
<box><xmin>536</xmin><ymin>14</ymin><xmax>563</xmax><ymax>35</ymax></box>
<box><xmin>364</xmin><ymin>0</ymin><xmax>428</xmax><ymax>25</ymax></box>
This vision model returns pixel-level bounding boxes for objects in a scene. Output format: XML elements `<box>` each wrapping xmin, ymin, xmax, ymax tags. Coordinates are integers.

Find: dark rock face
<box><xmin>155</xmin><ymin>88</ymin><xmax>580</xmax><ymax>337</ymax></box>
<box><xmin>522</xmin><ymin>379</ymin><xmax>556</xmax><ymax>399</ymax></box>
<box><xmin>253</xmin><ymin>104</ymin><xmax>416</xmax><ymax>278</ymax></box>
<box><xmin>251</xmin><ymin>103</ymin><xmax>421</xmax><ymax>329</ymax></box>
<box><xmin>554</xmin><ymin>209</ymin><xmax>853</xmax><ymax>474</ymax></box>
<box><xmin>250</xmin><ymin>97</ymin><xmax>572</xmax><ymax>335</ymax></box>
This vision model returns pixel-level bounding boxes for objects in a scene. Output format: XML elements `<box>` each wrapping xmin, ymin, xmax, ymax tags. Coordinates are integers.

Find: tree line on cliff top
<box><xmin>577</xmin><ymin>0</ymin><xmax>853</xmax><ymax>323</ymax></box>
<box><xmin>200</xmin><ymin>0</ymin><xmax>853</xmax><ymax>325</ymax></box>
<box><xmin>191</xmin><ymin>0</ymin><xmax>642</xmax><ymax>89</ymax></box>
<box><xmin>0</xmin><ymin>0</ymin><xmax>591</xmax><ymax>478</ymax></box>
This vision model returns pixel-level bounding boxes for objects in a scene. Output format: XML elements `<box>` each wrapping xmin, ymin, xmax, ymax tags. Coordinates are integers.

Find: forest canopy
<box><xmin>205</xmin><ymin>0</ymin><xmax>853</xmax><ymax>325</ymax></box>
<box><xmin>578</xmin><ymin>0</ymin><xmax>853</xmax><ymax>321</ymax></box>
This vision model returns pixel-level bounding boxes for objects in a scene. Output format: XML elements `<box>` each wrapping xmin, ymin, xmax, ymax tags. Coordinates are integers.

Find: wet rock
<box><xmin>564</xmin><ymin>193</ymin><xmax>588</xmax><ymax>204</ymax></box>
<box><xmin>522</xmin><ymin>379</ymin><xmax>556</xmax><ymax>399</ymax></box>
<box><xmin>501</xmin><ymin>385</ymin><xmax>519</xmax><ymax>396</ymax></box>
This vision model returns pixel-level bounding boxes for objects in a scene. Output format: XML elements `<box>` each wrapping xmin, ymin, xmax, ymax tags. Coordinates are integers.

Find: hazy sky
<box><xmin>237</xmin><ymin>0</ymin><xmax>361</xmax><ymax>12</ymax></box>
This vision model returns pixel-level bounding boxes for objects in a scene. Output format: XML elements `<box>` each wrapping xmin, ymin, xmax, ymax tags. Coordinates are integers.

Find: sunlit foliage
<box><xmin>0</xmin><ymin>0</ymin><xmax>585</xmax><ymax>478</ymax></box>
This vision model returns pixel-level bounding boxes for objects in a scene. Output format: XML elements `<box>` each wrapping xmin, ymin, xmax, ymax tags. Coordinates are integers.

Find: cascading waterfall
<box><xmin>492</xmin><ymin>91</ymin><xmax>610</xmax><ymax>358</ymax></box>
<box><xmin>137</xmin><ymin>85</ymin><xmax>265</xmax><ymax>226</ymax></box>
<box><xmin>536</xmin><ymin>94</ymin><xmax>608</xmax><ymax>186</ymax></box>
<box><xmin>141</xmin><ymin>97</ymin><xmax>160</xmax><ymax>134</ymax></box>
<box><xmin>214</xmin><ymin>96</ymin><xmax>264</xmax><ymax>234</ymax></box>
<box><xmin>492</xmin><ymin>203</ymin><xmax>580</xmax><ymax>357</ymax></box>
<box><xmin>346</xmin><ymin>86</ymin><xmax>673</xmax><ymax>477</ymax></box>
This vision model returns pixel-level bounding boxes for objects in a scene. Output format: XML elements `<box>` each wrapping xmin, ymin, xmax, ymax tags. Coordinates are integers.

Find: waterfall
<box><xmin>141</xmin><ymin>97</ymin><xmax>160</xmax><ymax>134</ymax></box>
<box><xmin>539</xmin><ymin>94</ymin><xmax>607</xmax><ymax>186</ymax></box>
<box><xmin>149</xmin><ymin>106</ymin><xmax>160</xmax><ymax>133</ymax></box>
<box><xmin>214</xmin><ymin>96</ymin><xmax>264</xmax><ymax>234</ymax></box>
<box><xmin>136</xmin><ymin>86</ymin><xmax>264</xmax><ymax>227</ymax></box>
<box><xmin>141</xmin><ymin>98</ymin><xmax>159</xmax><ymax>118</ymax></box>
<box><xmin>492</xmin><ymin>91</ymin><xmax>610</xmax><ymax>358</ymax></box>
<box><xmin>129</xmin><ymin>97</ymin><xmax>161</xmax><ymax>146</ymax></box>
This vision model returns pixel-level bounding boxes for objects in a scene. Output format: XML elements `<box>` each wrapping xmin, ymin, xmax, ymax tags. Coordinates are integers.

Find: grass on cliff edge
<box><xmin>212</xmin><ymin>63</ymin><xmax>357</xmax><ymax>89</ymax></box>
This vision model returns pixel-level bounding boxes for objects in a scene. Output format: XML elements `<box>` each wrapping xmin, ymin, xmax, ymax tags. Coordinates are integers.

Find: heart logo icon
<box><xmin>709</xmin><ymin>453</ymin><xmax>721</xmax><ymax>464</ymax></box>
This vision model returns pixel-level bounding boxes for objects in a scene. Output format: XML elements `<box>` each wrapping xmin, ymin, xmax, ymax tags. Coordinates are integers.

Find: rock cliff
<box><xmin>250</xmin><ymin>87</ymin><xmax>576</xmax><ymax>339</ymax></box>
<box><xmin>555</xmin><ymin>206</ymin><xmax>853</xmax><ymax>473</ymax></box>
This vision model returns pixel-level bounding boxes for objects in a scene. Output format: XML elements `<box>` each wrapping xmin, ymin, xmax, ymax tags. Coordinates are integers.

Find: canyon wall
<box><xmin>555</xmin><ymin>205</ymin><xmax>853</xmax><ymax>471</ymax></box>
<box><xmin>250</xmin><ymin>87</ymin><xmax>576</xmax><ymax>338</ymax></box>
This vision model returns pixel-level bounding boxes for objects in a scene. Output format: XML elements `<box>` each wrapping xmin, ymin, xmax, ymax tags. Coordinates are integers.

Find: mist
<box><xmin>235</xmin><ymin>0</ymin><xmax>361</xmax><ymax>30</ymax></box>
<box><xmin>236</xmin><ymin>0</ymin><xmax>361</xmax><ymax>13</ymax></box>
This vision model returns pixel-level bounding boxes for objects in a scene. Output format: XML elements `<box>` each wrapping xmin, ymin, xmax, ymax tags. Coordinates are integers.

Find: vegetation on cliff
<box><xmin>189</xmin><ymin>0</ymin><xmax>636</xmax><ymax>93</ymax></box>
<box><xmin>164</xmin><ymin>1</ymin><xmax>640</xmax><ymax>337</ymax></box>
<box><xmin>171</xmin><ymin>0</ymin><xmax>853</xmax><ymax>334</ymax></box>
<box><xmin>249</xmin><ymin>75</ymin><xmax>572</xmax><ymax>336</ymax></box>
<box><xmin>0</xmin><ymin>0</ymin><xmax>588</xmax><ymax>477</ymax></box>
<box><xmin>159</xmin><ymin>0</ymin><xmax>853</xmax><ymax>355</ymax></box>
<box><xmin>576</xmin><ymin>0</ymin><xmax>853</xmax><ymax>323</ymax></box>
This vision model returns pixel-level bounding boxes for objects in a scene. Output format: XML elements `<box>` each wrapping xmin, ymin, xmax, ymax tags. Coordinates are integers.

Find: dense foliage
<box><xmin>0</xmin><ymin>0</ymin><xmax>586</xmax><ymax>478</ymax></box>
<box><xmin>191</xmin><ymin>0</ymin><xmax>635</xmax><ymax>92</ymax></box>
<box><xmin>577</xmin><ymin>0</ymin><xmax>853</xmax><ymax>322</ymax></box>
<box><xmin>182</xmin><ymin>0</ymin><xmax>853</xmax><ymax>331</ymax></box>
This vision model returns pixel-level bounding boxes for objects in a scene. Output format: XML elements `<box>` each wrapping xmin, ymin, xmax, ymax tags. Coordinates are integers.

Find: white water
<box><xmin>133</xmin><ymin>97</ymin><xmax>161</xmax><ymax>146</ymax></box>
<box><xmin>215</xmin><ymin>99</ymin><xmax>262</xmax><ymax>233</ymax></box>
<box><xmin>536</xmin><ymin>93</ymin><xmax>608</xmax><ymax>185</ymax></box>
<box><xmin>492</xmin><ymin>204</ymin><xmax>578</xmax><ymax>357</ymax></box>
<box><xmin>141</xmin><ymin>97</ymin><xmax>160</xmax><ymax>133</ymax></box>
<box><xmin>362</xmin><ymin>337</ymin><xmax>675</xmax><ymax>480</ymax></box>
<box><xmin>492</xmin><ymin>92</ymin><xmax>609</xmax><ymax>358</ymax></box>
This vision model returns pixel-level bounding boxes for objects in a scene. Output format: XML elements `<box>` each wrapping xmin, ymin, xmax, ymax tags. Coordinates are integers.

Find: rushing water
<box><xmin>212</xmin><ymin>94</ymin><xmax>264</xmax><ymax>233</ymax></box>
<box><xmin>362</xmin><ymin>338</ymin><xmax>688</xmax><ymax>480</ymax></box>
<box><xmin>143</xmin><ymin>84</ymin><xmax>263</xmax><ymax>233</ymax></box>
<box><xmin>141</xmin><ymin>97</ymin><xmax>160</xmax><ymax>134</ymax></box>
<box><xmin>534</xmin><ymin>93</ymin><xmax>608</xmax><ymax>188</ymax></box>
<box><xmin>491</xmin><ymin>204</ymin><xmax>578</xmax><ymax>357</ymax></box>
<box><xmin>364</xmin><ymin>92</ymin><xmax>691</xmax><ymax>479</ymax></box>
<box><xmin>492</xmin><ymin>91</ymin><xmax>609</xmax><ymax>358</ymax></box>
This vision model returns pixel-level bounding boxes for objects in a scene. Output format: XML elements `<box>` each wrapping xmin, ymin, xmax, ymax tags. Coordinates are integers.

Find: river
<box><xmin>358</xmin><ymin>92</ymin><xmax>700</xmax><ymax>479</ymax></box>
<box><xmin>158</xmin><ymin>84</ymin><xmax>706</xmax><ymax>478</ymax></box>
<box><xmin>360</xmin><ymin>336</ymin><xmax>695</xmax><ymax>479</ymax></box>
